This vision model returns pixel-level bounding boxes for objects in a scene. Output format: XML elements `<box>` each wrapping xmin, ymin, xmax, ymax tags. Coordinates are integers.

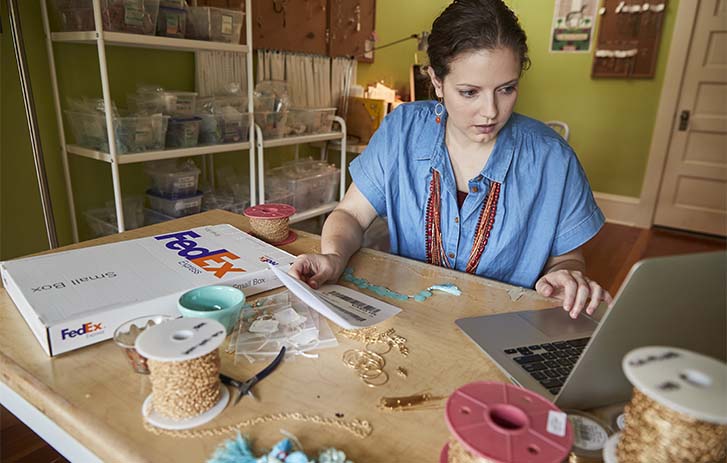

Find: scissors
<box><xmin>220</xmin><ymin>346</ymin><xmax>286</xmax><ymax>405</ymax></box>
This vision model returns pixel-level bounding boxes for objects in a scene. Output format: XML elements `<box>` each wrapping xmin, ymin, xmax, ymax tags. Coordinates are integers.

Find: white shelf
<box><xmin>261</xmin><ymin>131</ymin><xmax>345</xmax><ymax>148</ymax></box>
<box><xmin>66</xmin><ymin>142</ymin><xmax>251</xmax><ymax>164</ymax></box>
<box><xmin>51</xmin><ymin>31</ymin><xmax>249</xmax><ymax>53</ymax></box>
<box><xmin>289</xmin><ymin>202</ymin><xmax>339</xmax><ymax>224</ymax></box>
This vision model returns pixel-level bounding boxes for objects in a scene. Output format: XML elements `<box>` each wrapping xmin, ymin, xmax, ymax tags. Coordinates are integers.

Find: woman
<box><xmin>291</xmin><ymin>0</ymin><xmax>612</xmax><ymax>319</ymax></box>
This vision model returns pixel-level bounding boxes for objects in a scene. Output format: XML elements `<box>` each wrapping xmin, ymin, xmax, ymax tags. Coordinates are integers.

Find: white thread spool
<box><xmin>135</xmin><ymin>317</ymin><xmax>230</xmax><ymax>430</ymax></box>
<box><xmin>603</xmin><ymin>346</ymin><xmax>727</xmax><ymax>462</ymax></box>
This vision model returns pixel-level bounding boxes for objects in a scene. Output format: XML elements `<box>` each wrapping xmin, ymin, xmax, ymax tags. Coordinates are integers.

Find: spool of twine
<box><xmin>442</xmin><ymin>382</ymin><xmax>573</xmax><ymax>463</ymax></box>
<box><xmin>566</xmin><ymin>410</ymin><xmax>613</xmax><ymax>463</ymax></box>
<box><xmin>244</xmin><ymin>203</ymin><xmax>296</xmax><ymax>244</ymax></box>
<box><xmin>616</xmin><ymin>388</ymin><xmax>726</xmax><ymax>462</ymax></box>
<box><xmin>148</xmin><ymin>350</ymin><xmax>221</xmax><ymax>420</ymax></box>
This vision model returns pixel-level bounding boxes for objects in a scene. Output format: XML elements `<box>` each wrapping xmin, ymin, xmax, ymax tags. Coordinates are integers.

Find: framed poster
<box><xmin>550</xmin><ymin>0</ymin><xmax>598</xmax><ymax>52</ymax></box>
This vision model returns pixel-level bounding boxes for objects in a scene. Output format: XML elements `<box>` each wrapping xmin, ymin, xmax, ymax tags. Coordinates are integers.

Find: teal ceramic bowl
<box><xmin>178</xmin><ymin>285</ymin><xmax>245</xmax><ymax>334</ymax></box>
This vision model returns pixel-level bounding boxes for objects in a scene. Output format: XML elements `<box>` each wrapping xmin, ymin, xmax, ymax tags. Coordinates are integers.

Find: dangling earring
<box><xmin>434</xmin><ymin>98</ymin><xmax>444</xmax><ymax>124</ymax></box>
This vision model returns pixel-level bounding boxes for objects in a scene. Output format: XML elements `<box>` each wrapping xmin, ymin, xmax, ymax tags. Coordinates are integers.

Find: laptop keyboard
<box><xmin>503</xmin><ymin>337</ymin><xmax>590</xmax><ymax>395</ymax></box>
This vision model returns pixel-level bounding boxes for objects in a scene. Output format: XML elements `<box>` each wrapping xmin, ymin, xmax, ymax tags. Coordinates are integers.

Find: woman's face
<box><xmin>429</xmin><ymin>47</ymin><xmax>521</xmax><ymax>146</ymax></box>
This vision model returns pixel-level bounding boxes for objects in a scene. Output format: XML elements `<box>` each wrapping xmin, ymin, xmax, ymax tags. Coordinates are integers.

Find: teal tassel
<box><xmin>207</xmin><ymin>434</ymin><xmax>256</xmax><ymax>463</ymax></box>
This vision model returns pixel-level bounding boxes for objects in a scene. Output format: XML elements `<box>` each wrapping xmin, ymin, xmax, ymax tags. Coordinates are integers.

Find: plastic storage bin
<box><xmin>146</xmin><ymin>190</ymin><xmax>203</xmax><ymax>217</ymax></box>
<box><xmin>65</xmin><ymin>110</ymin><xmax>169</xmax><ymax>154</ymax></box>
<box><xmin>186</xmin><ymin>6</ymin><xmax>243</xmax><ymax>43</ymax></box>
<box><xmin>287</xmin><ymin>108</ymin><xmax>337</xmax><ymax>135</ymax></box>
<box><xmin>165</xmin><ymin>117</ymin><xmax>201</xmax><ymax>148</ymax></box>
<box><xmin>144</xmin><ymin>207</ymin><xmax>175</xmax><ymax>225</ymax></box>
<box><xmin>267</xmin><ymin>160</ymin><xmax>339</xmax><ymax>211</ymax></box>
<box><xmin>156</xmin><ymin>5</ymin><xmax>186</xmax><ymax>38</ymax></box>
<box><xmin>52</xmin><ymin>0</ymin><xmax>159</xmax><ymax>34</ymax></box>
<box><xmin>265</xmin><ymin>188</ymin><xmax>294</xmax><ymax>207</ymax></box>
<box><xmin>145</xmin><ymin>162</ymin><xmax>200</xmax><ymax>198</ymax></box>
<box><xmin>161</xmin><ymin>92</ymin><xmax>197</xmax><ymax>117</ymax></box>
<box><xmin>221</xmin><ymin>112</ymin><xmax>250</xmax><ymax>143</ymax></box>
<box><xmin>197</xmin><ymin>113</ymin><xmax>223</xmax><ymax>145</ymax></box>
<box><xmin>254</xmin><ymin>111</ymin><xmax>288</xmax><ymax>139</ymax></box>
<box><xmin>104</xmin><ymin>196</ymin><xmax>145</xmax><ymax>228</ymax></box>
<box><xmin>84</xmin><ymin>206</ymin><xmax>143</xmax><ymax>237</ymax></box>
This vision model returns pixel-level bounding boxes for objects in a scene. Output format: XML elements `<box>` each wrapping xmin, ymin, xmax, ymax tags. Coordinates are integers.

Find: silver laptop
<box><xmin>455</xmin><ymin>251</ymin><xmax>726</xmax><ymax>410</ymax></box>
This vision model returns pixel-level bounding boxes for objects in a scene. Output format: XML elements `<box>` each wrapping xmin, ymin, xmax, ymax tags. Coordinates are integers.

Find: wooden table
<box><xmin>0</xmin><ymin>210</ymin><xmax>557</xmax><ymax>463</ymax></box>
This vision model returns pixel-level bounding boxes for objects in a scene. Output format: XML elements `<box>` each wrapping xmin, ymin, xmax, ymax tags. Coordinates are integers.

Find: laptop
<box><xmin>455</xmin><ymin>251</ymin><xmax>727</xmax><ymax>410</ymax></box>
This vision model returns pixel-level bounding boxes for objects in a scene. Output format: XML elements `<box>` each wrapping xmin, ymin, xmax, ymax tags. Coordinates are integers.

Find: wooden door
<box><xmin>653</xmin><ymin>0</ymin><xmax>727</xmax><ymax>236</ymax></box>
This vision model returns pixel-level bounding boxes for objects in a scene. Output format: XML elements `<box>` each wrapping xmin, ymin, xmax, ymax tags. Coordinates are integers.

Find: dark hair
<box><xmin>427</xmin><ymin>0</ymin><xmax>530</xmax><ymax>80</ymax></box>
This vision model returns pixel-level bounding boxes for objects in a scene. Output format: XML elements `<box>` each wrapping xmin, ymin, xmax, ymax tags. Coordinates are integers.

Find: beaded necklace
<box><xmin>425</xmin><ymin>169</ymin><xmax>501</xmax><ymax>273</ymax></box>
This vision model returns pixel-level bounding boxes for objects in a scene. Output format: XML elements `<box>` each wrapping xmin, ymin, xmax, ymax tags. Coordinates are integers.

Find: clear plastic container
<box><xmin>146</xmin><ymin>190</ymin><xmax>203</xmax><ymax>217</ymax></box>
<box><xmin>287</xmin><ymin>107</ymin><xmax>337</xmax><ymax>135</ymax></box>
<box><xmin>197</xmin><ymin>113</ymin><xmax>223</xmax><ymax>145</ymax></box>
<box><xmin>221</xmin><ymin>112</ymin><xmax>251</xmax><ymax>143</ymax></box>
<box><xmin>84</xmin><ymin>205</ymin><xmax>143</xmax><ymax>237</ymax></box>
<box><xmin>104</xmin><ymin>196</ymin><xmax>145</xmax><ymax>228</ymax></box>
<box><xmin>165</xmin><ymin>117</ymin><xmax>201</xmax><ymax>148</ymax></box>
<box><xmin>264</xmin><ymin>187</ymin><xmax>294</xmax><ymax>207</ymax></box>
<box><xmin>127</xmin><ymin>93</ymin><xmax>165</xmax><ymax>115</ymax></box>
<box><xmin>145</xmin><ymin>161</ymin><xmax>201</xmax><ymax>198</ymax></box>
<box><xmin>156</xmin><ymin>5</ymin><xmax>186</xmax><ymax>38</ymax></box>
<box><xmin>267</xmin><ymin>160</ymin><xmax>340</xmax><ymax>211</ymax></box>
<box><xmin>144</xmin><ymin>207</ymin><xmax>175</xmax><ymax>225</ymax></box>
<box><xmin>254</xmin><ymin>111</ymin><xmax>288</xmax><ymax>139</ymax></box>
<box><xmin>101</xmin><ymin>0</ymin><xmax>160</xmax><ymax>35</ymax></box>
<box><xmin>51</xmin><ymin>0</ymin><xmax>159</xmax><ymax>34</ymax></box>
<box><xmin>186</xmin><ymin>6</ymin><xmax>243</xmax><ymax>43</ymax></box>
<box><xmin>65</xmin><ymin>110</ymin><xmax>169</xmax><ymax>154</ymax></box>
<box><xmin>161</xmin><ymin>91</ymin><xmax>197</xmax><ymax>117</ymax></box>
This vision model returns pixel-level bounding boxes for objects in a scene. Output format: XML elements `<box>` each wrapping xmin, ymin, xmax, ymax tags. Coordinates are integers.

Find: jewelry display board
<box><xmin>328</xmin><ymin>0</ymin><xmax>376</xmax><ymax>61</ymax></box>
<box><xmin>251</xmin><ymin>0</ymin><xmax>329</xmax><ymax>55</ymax></box>
<box><xmin>591</xmin><ymin>0</ymin><xmax>668</xmax><ymax>78</ymax></box>
<box><xmin>246</xmin><ymin>0</ymin><xmax>375</xmax><ymax>60</ymax></box>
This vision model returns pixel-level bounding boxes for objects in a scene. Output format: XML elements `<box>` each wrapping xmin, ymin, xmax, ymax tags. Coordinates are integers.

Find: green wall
<box><xmin>358</xmin><ymin>0</ymin><xmax>679</xmax><ymax>197</ymax></box>
<box><xmin>1</xmin><ymin>0</ymin><xmax>679</xmax><ymax>260</ymax></box>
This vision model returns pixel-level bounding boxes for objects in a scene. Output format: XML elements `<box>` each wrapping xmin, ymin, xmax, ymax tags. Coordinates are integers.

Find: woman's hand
<box><xmin>288</xmin><ymin>253</ymin><xmax>346</xmax><ymax>289</ymax></box>
<box><xmin>535</xmin><ymin>269</ymin><xmax>613</xmax><ymax>319</ymax></box>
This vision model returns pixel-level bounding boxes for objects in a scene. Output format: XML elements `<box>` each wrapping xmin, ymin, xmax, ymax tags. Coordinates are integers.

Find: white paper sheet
<box><xmin>270</xmin><ymin>266</ymin><xmax>401</xmax><ymax>329</ymax></box>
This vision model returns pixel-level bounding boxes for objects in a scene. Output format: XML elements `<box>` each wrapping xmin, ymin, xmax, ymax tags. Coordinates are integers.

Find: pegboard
<box><xmin>251</xmin><ymin>0</ymin><xmax>329</xmax><ymax>55</ymax></box>
<box><xmin>329</xmin><ymin>0</ymin><xmax>376</xmax><ymax>61</ymax></box>
<box><xmin>591</xmin><ymin>0</ymin><xmax>667</xmax><ymax>78</ymax></box>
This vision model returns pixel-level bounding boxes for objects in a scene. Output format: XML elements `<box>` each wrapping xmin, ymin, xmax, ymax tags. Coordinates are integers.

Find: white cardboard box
<box><xmin>0</xmin><ymin>224</ymin><xmax>295</xmax><ymax>356</ymax></box>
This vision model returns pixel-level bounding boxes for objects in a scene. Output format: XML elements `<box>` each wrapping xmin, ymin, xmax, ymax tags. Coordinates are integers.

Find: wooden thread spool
<box><xmin>135</xmin><ymin>318</ymin><xmax>230</xmax><ymax>430</ymax></box>
<box><xmin>243</xmin><ymin>203</ymin><xmax>297</xmax><ymax>245</ymax></box>
<box><xmin>603</xmin><ymin>346</ymin><xmax>727</xmax><ymax>463</ymax></box>
<box><xmin>441</xmin><ymin>381</ymin><xmax>573</xmax><ymax>463</ymax></box>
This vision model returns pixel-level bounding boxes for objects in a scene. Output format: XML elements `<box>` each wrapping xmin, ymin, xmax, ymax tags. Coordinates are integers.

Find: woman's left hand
<box><xmin>535</xmin><ymin>269</ymin><xmax>613</xmax><ymax>319</ymax></box>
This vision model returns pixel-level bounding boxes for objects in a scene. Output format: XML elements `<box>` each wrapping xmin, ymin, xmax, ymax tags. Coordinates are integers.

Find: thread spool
<box><xmin>135</xmin><ymin>318</ymin><xmax>230</xmax><ymax>430</ymax></box>
<box><xmin>441</xmin><ymin>381</ymin><xmax>573</xmax><ymax>463</ymax></box>
<box><xmin>565</xmin><ymin>410</ymin><xmax>613</xmax><ymax>462</ymax></box>
<box><xmin>603</xmin><ymin>346</ymin><xmax>727</xmax><ymax>463</ymax></box>
<box><xmin>243</xmin><ymin>203</ymin><xmax>297</xmax><ymax>245</ymax></box>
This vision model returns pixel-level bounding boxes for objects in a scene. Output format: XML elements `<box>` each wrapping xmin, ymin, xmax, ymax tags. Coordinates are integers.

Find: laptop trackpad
<box><xmin>518</xmin><ymin>308</ymin><xmax>597</xmax><ymax>338</ymax></box>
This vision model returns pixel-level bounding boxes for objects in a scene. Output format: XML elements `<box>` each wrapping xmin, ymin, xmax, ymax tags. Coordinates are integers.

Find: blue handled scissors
<box><xmin>220</xmin><ymin>346</ymin><xmax>286</xmax><ymax>405</ymax></box>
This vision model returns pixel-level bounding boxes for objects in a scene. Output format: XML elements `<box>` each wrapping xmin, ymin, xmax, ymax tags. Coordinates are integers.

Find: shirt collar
<box><xmin>414</xmin><ymin>104</ymin><xmax>517</xmax><ymax>185</ymax></box>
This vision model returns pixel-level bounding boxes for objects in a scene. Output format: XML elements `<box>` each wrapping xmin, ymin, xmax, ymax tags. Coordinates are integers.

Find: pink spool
<box><xmin>441</xmin><ymin>382</ymin><xmax>573</xmax><ymax>463</ymax></box>
<box><xmin>243</xmin><ymin>203</ymin><xmax>297</xmax><ymax>245</ymax></box>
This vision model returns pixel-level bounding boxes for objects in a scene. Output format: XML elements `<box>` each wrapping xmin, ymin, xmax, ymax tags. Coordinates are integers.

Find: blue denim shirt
<box><xmin>349</xmin><ymin>101</ymin><xmax>605</xmax><ymax>288</ymax></box>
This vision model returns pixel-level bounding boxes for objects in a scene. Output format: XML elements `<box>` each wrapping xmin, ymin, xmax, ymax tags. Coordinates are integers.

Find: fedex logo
<box><xmin>155</xmin><ymin>230</ymin><xmax>246</xmax><ymax>278</ymax></box>
<box><xmin>259</xmin><ymin>255</ymin><xmax>279</xmax><ymax>266</ymax></box>
<box><xmin>61</xmin><ymin>322</ymin><xmax>103</xmax><ymax>340</ymax></box>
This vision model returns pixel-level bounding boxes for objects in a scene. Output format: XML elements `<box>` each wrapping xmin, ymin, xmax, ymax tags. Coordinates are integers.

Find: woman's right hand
<box><xmin>288</xmin><ymin>253</ymin><xmax>346</xmax><ymax>289</ymax></box>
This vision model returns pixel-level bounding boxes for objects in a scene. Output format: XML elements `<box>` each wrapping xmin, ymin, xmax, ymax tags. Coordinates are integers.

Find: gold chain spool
<box><xmin>605</xmin><ymin>346</ymin><xmax>727</xmax><ymax>463</ymax></box>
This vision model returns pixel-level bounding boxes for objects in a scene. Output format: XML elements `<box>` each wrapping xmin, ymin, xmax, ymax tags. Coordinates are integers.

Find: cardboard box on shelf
<box><xmin>344</xmin><ymin>97</ymin><xmax>386</xmax><ymax>144</ymax></box>
<box><xmin>0</xmin><ymin>224</ymin><xmax>294</xmax><ymax>356</ymax></box>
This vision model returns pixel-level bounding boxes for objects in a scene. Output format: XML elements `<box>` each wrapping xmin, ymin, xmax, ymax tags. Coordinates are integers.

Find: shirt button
<box><xmin>454</xmin><ymin>217</ymin><xmax>459</xmax><ymax>223</ymax></box>
<box><xmin>471</xmin><ymin>186</ymin><xmax>479</xmax><ymax>193</ymax></box>
<box><xmin>448</xmin><ymin>252</ymin><xmax>455</xmax><ymax>259</ymax></box>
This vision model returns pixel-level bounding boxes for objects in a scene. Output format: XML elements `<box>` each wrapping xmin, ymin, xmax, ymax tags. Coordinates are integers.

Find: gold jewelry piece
<box><xmin>365</xmin><ymin>340</ymin><xmax>392</xmax><ymax>355</ymax></box>
<box><xmin>362</xmin><ymin>370</ymin><xmax>389</xmax><ymax>387</ymax></box>
<box><xmin>144</xmin><ymin>411</ymin><xmax>372</xmax><ymax>439</ymax></box>
<box><xmin>396</xmin><ymin>366</ymin><xmax>408</xmax><ymax>378</ymax></box>
<box><xmin>378</xmin><ymin>392</ymin><xmax>446</xmax><ymax>411</ymax></box>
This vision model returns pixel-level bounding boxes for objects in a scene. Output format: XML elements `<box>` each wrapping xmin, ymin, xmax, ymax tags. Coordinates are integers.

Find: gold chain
<box><xmin>144</xmin><ymin>411</ymin><xmax>372</xmax><ymax>439</ymax></box>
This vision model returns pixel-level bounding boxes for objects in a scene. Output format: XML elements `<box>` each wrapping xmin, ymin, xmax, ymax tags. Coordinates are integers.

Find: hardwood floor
<box><xmin>1</xmin><ymin>224</ymin><xmax>724</xmax><ymax>462</ymax></box>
